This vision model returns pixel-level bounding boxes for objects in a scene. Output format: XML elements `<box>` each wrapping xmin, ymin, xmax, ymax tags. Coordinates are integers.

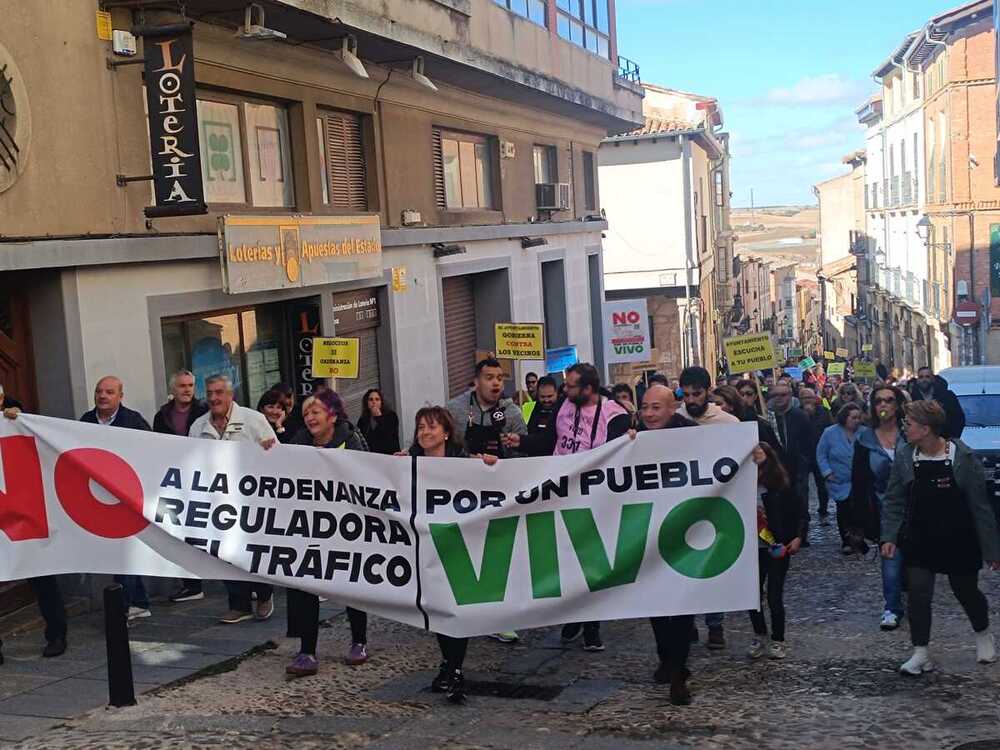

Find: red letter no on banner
<box><xmin>54</xmin><ymin>448</ymin><xmax>148</xmax><ymax>538</ymax></box>
<box><xmin>0</xmin><ymin>436</ymin><xmax>49</xmax><ymax>541</ymax></box>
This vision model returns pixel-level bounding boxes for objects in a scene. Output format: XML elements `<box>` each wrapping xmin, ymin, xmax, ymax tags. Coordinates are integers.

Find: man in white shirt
<box><xmin>189</xmin><ymin>374</ymin><xmax>277</xmax><ymax>624</ymax></box>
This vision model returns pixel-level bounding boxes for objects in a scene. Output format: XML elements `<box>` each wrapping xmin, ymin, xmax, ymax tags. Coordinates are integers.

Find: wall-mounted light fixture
<box><xmin>432</xmin><ymin>242</ymin><xmax>465</xmax><ymax>258</ymax></box>
<box><xmin>520</xmin><ymin>237</ymin><xmax>548</xmax><ymax>249</ymax></box>
<box><xmin>235</xmin><ymin>4</ymin><xmax>286</xmax><ymax>41</ymax></box>
<box><xmin>336</xmin><ymin>35</ymin><xmax>369</xmax><ymax>79</ymax></box>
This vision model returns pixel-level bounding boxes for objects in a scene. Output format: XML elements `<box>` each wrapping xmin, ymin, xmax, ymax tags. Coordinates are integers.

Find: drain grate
<box><xmin>462</xmin><ymin>680</ymin><xmax>564</xmax><ymax>701</ymax></box>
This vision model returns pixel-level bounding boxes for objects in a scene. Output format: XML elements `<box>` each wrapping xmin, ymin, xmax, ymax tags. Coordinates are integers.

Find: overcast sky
<box><xmin>614</xmin><ymin>0</ymin><xmax>957</xmax><ymax>206</ymax></box>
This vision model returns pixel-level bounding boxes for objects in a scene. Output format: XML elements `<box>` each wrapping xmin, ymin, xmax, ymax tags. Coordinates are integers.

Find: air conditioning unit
<box><xmin>536</xmin><ymin>182</ymin><xmax>571</xmax><ymax>211</ymax></box>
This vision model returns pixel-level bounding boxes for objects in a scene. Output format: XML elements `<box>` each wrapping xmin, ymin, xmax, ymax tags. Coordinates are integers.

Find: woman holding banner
<box><xmin>402</xmin><ymin>405</ymin><xmax>497</xmax><ymax>703</ymax></box>
<box><xmin>285</xmin><ymin>389</ymin><xmax>372</xmax><ymax>677</ymax></box>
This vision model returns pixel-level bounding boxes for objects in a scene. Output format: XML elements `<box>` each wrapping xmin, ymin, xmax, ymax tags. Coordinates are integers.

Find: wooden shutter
<box><xmin>432</xmin><ymin>127</ymin><xmax>447</xmax><ymax>209</ymax></box>
<box><xmin>323</xmin><ymin>111</ymin><xmax>368</xmax><ymax>211</ymax></box>
<box><xmin>442</xmin><ymin>276</ymin><xmax>477</xmax><ymax>397</ymax></box>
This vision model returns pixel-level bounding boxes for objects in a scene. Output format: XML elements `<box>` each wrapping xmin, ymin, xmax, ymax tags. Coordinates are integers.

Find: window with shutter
<box><xmin>320</xmin><ymin>110</ymin><xmax>368</xmax><ymax>211</ymax></box>
<box><xmin>432</xmin><ymin>128</ymin><xmax>447</xmax><ymax>209</ymax></box>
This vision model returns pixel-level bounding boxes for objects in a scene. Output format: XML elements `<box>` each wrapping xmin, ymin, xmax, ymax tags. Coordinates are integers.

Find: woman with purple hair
<box><xmin>285</xmin><ymin>389</ymin><xmax>371</xmax><ymax>677</ymax></box>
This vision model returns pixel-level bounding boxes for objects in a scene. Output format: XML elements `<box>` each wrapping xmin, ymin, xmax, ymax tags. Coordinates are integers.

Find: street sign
<box><xmin>723</xmin><ymin>333</ymin><xmax>777</xmax><ymax>373</ymax></box>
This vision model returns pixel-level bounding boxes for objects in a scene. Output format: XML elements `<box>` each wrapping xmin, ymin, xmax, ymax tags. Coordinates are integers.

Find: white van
<box><xmin>938</xmin><ymin>366</ymin><xmax>1000</xmax><ymax>482</ymax></box>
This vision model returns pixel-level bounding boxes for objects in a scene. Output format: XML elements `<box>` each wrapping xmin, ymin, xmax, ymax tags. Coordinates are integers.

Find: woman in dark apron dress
<box><xmin>881</xmin><ymin>400</ymin><xmax>1000</xmax><ymax>676</ymax></box>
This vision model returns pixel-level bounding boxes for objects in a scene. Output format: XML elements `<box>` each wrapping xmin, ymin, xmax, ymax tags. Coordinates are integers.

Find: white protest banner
<box><xmin>603</xmin><ymin>299</ymin><xmax>651</xmax><ymax>364</ymax></box>
<box><xmin>1</xmin><ymin>416</ymin><xmax>760</xmax><ymax>637</ymax></box>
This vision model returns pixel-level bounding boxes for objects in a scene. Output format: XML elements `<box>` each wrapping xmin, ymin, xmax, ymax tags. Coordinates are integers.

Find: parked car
<box><xmin>940</xmin><ymin>366</ymin><xmax>1000</xmax><ymax>523</ymax></box>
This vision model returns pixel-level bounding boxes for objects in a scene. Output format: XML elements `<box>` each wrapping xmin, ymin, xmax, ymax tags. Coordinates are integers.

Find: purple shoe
<box><xmin>286</xmin><ymin>653</ymin><xmax>319</xmax><ymax>676</ymax></box>
<box><xmin>345</xmin><ymin>642</ymin><xmax>368</xmax><ymax>665</ymax></box>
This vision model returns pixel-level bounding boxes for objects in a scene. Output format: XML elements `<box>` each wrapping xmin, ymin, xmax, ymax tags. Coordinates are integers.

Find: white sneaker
<box><xmin>747</xmin><ymin>637</ymin><xmax>766</xmax><ymax>659</ymax></box>
<box><xmin>976</xmin><ymin>631</ymin><xmax>997</xmax><ymax>664</ymax></box>
<box><xmin>768</xmin><ymin>641</ymin><xmax>787</xmax><ymax>660</ymax></box>
<box><xmin>899</xmin><ymin>647</ymin><xmax>934</xmax><ymax>675</ymax></box>
<box><xmin>127</xmin><ymin>606</ymin><xmax>151</xmax><ymax>621</ymax></box>
<box><xmin>880</xmin><ymin>611</ymin><xmax>899</xmax><ymax>631</ymax></box>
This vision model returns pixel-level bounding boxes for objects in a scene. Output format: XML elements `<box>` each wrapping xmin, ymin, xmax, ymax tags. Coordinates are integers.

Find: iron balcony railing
<box><xmin>616</xmin><ymin>55</ymin><xmax>640</xmax><ymax>83</ymax></box>
<box><xmin>890</xmin><ymin>175</ymin><xmax>900</xmax><ymax>207</ymax></box>
<box><xmin>901</xmin><ymin>172</ymin><xmax>913</xmax><ymax>205</ymax></box>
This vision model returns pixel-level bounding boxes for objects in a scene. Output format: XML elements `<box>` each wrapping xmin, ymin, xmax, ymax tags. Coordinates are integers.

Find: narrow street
<box><xmin>6</xmin><ymin>494</ymin><xmax>1000</xmax><ymax>750</ymax></box>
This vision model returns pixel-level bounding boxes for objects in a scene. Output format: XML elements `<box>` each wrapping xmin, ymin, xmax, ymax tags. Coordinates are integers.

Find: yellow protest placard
<box><xmin>311</xmin><ymin>337</ymin><xmax>360</xmax><ymax>378</ymax></box>
<box><xmin>823</xmin><ymin>350</ymin><xmax>835</xmax><ymax>360</ymax></box>
<box><xmin>836</xmin><ymin>347</ymin><xmax>849</xmax><ymax>358</ymax></box>
<box><xmin>827</xmin><ymin>362</ymin><xmax>846</xmax><ymax>377</ymax></box>
<box><xmin>723</xmin><ymin>333</ymin><xmax>777</xmax><ymax>373</ymax></box>
<box><xmin>862</xmin><ymin>343</ymin><xmax>873</xmax><ymax>352</ymax></box>
<box><xmin>854</xmin><ymin>361</ymin><xmax>877</xmax><ymax>379</ymax></box>
<box><xmin>494</xmin><ymin>323</ymin><xmax>545</xmax><ymax>360</ymax></box>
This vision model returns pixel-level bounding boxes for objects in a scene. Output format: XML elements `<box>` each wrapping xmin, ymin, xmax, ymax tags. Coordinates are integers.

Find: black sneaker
<box><xmin>169</xmin><ymin>586</ymin><xmax>204</xmax><ymax>603</ymax></box>
<box><xmin>670</xmin><ymin>669</ymin><xmax>692</xmax><ymax>706</ymax></box>
<box><xmin>42</xmin><ymin>638</ymin><xmax>66</xmax><ymax>658</ymax></box>
<box><xmin>445</xmin><ymin>669</ymin><xmax>466</xmax><ymax>704</ymax></box>
<box><xmin>583</xmin><ymin>629</ymin><xmax>605</xmax><ymax>652</ymax></box>
<box><xmin>430</xmin><ymin>662</ymin><xmax>449</xmax><ymax>693</ymax></box>
<box><xmin>561</xmin><ymin>623</ymin><xmax>583</xmax><ymax>643</ymax></box>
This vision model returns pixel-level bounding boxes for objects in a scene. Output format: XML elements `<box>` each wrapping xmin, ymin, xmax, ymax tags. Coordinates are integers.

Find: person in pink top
<box><xmin>502</xmin><ymin>362</ymin><xmax>631</xmax><ymax>652</ymax></box>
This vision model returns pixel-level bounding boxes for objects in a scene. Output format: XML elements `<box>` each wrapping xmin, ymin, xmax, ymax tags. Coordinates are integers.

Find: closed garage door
<box><xmin>442</xmin><ymin>275</ymin><xmax>477</xmax><ymax>397</ymax></box>
<box><xmin>333</xmin><ymin>289</ymin><xmax>382</xmax><ymax>425</ymax></box>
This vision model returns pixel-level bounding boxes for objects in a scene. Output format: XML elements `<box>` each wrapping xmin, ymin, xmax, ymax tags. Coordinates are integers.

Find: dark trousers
<box><xmin>286</xmin><ymin>588</ymin><xmax>319</xmax><ymax>655</ymax></box>
<box><xmin>346</xmin><ymin>607</ymin><xmax>368</xmax><ymax>644</ymax></box>
<box><xmin>794</xmin><ymin>472</ymin><xmax>810</xmax><ymax>540</ymax></box>
<box><xmin>748</xmin><ymin>549</ymin><xmax>790</xmax><ymax>641</ymax></box>
<box><xmin>29</xmin><ymin>576</ymin><xmax>67</xmax><ymax>643</ymax></box>
<box><xmin>436</xmin><ymin>634</ymin><xmax>469</xmax><ymax>671</ymax></box>
<box><xmin>836</xmin><ymin>500</ymin><xmax>853</xmax><ymax>545</ymax></box>
<box><xmin>809</xmin><ymin>460</ymin><xmax>830</xmax><ymax>516</ymax></box>
<box><xmin>907</xmin><ymin>566</ymin><xmax>990</xmax><ymax>647</ymax></box>
<box><xmin>224</xmin><ymin>581</ymin><xmax>273</xmax><ymax>613</ymax></box>
<box><xmin>114</xmin><ymin>575</ymin><xmax>149</xmax><ymax>610</ymax></box>
<box><xmin>181</xmin><ymin>578</ymin><xmax>202</xmax><ymax>593</ymax></box>
<box><xmin>650</xmin><ymin>614</ymin><xmax>694</xmax><ymax>669</ymax></box>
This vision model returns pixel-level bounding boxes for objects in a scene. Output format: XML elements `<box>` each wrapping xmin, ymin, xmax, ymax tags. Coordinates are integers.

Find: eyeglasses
<box><xmin>873</xmin><ymin>397</ymin><xmax>896</xmax><ymax>405</ymax></box>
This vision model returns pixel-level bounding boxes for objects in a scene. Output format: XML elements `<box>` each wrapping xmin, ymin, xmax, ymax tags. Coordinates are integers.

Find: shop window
<box><xmin>197</xmin><ymin>94</ymin><xmax>295</xmax><ymax>208</ymax></box>
<box><xmin>161</xmin><ymin>305</ymin><xmax>288</xmax><ymax>408</ymax></box>
<box><xmin>557</xmin><ymin>0</ymin><xmax>610</xmax><ymax>59</ymax></box>
<box><xmin>493</xmin><ymin>0</ymin><xmax>546</xmax><ymax>27</ymax></box>
<box><xmin>433</xmin><ymin>129</ymin><xmax>497</xmax><ymax>210</ymax></box>
<box><xmin>316</xmin><ymin>110</ymin><xmax>369</xmax><ymax>211</ymax></box>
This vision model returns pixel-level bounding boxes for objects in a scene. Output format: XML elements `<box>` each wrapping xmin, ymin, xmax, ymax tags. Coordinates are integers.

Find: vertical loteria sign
<box><xmin>141</xmin><ymin>23</ymin><xmax>207</xmax><ymax>217</ymax></box>
<box><xmin>603</xmin><ymin>299</ymin><xmax>651</xmax><ymax>364</ymax></box>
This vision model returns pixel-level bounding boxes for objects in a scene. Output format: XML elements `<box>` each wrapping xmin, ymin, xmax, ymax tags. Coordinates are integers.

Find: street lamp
<box><xmin>916</xmin><ymin>214</ymin><xmax>932</xmax><ymax>243</ymax></box>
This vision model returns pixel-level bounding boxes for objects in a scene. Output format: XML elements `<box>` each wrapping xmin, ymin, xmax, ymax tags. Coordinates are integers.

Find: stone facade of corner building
<box><xmin>917</xmin><ymin>5</ymin><xmax>1000</xmax><ymax>365</ymax></box>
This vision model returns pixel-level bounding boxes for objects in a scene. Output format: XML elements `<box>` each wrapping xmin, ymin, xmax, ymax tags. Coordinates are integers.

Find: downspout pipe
<box><xmin>680</xmin><ymin>133</ymin><xmax>696</xmax><ymax>367</ymax></box>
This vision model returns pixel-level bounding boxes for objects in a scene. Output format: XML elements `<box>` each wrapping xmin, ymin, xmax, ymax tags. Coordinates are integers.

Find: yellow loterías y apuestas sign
<box><xmin>494</xmin><ymin>323</ymin><xmax>545</xmax><ymax>360</ymax></box>
<box><xmin>311</xmin><ymin>337</ymin><xmax>360</xmax><ymax>378</ymax></box>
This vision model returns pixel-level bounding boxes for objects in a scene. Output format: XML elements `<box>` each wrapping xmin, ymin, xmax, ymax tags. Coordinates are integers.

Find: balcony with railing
<box><xmin>901</xmin><ymin>172</ymin><xmax>913</xmax><ymax>205</ymax></box>
<box><xmin>616</xmin><ymin>56</ymin><xmax>640</xmax><ymax>84</ymax></box>
<box><xmin>890</xmin><ymin>175</ymin><xmax>900</xmax><ymax>207</ymax></box>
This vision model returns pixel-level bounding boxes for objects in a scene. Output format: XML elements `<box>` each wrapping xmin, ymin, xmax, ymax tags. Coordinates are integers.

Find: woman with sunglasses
<box><xmin>847</xmin><ymin>385</ymin><xmax>909</xmax><ymax>630</ymax></box>
<box><xmin>816</xmin><ymin>403</ymin><xmax>864</xmax><ymax>552</ymax></box>
<box><xmin>882</xmin><ymin>400</ymin><xmax>1000</xmax><ymax>675</ymax></box>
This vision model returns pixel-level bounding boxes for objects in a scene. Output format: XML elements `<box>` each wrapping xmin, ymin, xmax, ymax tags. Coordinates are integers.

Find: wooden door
<box><xmin>0</xmin><ymin>284</ymin><xmax>39</xmax><ymax>618</ymax></box>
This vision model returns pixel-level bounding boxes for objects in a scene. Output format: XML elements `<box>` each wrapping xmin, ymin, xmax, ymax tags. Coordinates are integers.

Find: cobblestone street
<box><xmin>4</xmin><ymin>495</ymin><xmax>1000</xmax><ymax>750</ymax></box>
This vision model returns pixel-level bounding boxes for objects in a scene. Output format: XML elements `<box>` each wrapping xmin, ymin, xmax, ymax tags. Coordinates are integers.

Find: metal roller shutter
<box><xmin>337</xmin><ymin>327</ymin><xmax>380</xmax><ymax>425</ymax></box>
<box><xmin>442</xmin><ymin>275</ymin><xmax>477</xmax><ymax>397</ymax></box>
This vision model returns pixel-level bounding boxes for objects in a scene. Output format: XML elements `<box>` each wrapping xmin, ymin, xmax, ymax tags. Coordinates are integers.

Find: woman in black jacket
<box><xmin>402</xmin><ymin>405</ymin><xmax>496</xmax><ymax>703</ymax></box>
<box><xmin>357</xmin><ymin>388</ymin><xmax>401</xmax><ymax>455</ymax></box>
<box><xmin>285</xmin><ymin>389</ymin><xmax>371</xmax><ymax>677</ymax></box>
<box><xmin>257</xmin><ymin>389</ymin><xmax>295</xmax><ymax>444</ymax></box>
<box><xmin>747</xmin><ymin>442</ymin><xmax>804</xmax><ymax>661</ymax></box>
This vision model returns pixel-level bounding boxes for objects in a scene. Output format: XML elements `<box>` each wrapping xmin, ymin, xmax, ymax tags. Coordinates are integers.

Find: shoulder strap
<box><xmin>589</xmin><ymin>397</ymin><xmax>604</xmax><ymax>446</ymax></box>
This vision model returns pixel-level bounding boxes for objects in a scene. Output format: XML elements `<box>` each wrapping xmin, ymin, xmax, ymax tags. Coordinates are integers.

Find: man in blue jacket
<box><xmin>80</xmin><ymin>376</ymin><xmax>153</xmax><ymax>620</ymax></box>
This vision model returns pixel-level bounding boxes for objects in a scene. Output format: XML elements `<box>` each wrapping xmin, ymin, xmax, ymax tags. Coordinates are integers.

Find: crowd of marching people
<box><xmin>1</xmin><ymin>355</ymin><xmax>998</xmax><ymax>707</ymax></box>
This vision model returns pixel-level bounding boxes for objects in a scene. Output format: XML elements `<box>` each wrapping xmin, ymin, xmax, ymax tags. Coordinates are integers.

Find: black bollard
<box><xmin>103</xmin><ymin>584</ymin><xmax>136</xmax><ymax>707</ymax></box>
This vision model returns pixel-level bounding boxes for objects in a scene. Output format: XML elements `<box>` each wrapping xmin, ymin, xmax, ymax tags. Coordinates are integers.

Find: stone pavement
<box><xmin>3</xmin><ymin>506</ymin><xmax>1000</xmax><ymax>749</ymax></box>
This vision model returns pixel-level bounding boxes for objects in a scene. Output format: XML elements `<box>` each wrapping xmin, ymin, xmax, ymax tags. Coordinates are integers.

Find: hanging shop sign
<box><xmin>494</xmin><ymin>323</ymin><xmax>545</xmax><ymax>360</ymax></box>
<box><xmin>141</xmin><ymin>23</ymin><xmax>207</xmax><ymax>217</ymax></box>
<box><xmin>220</xmin><ymin>215</ymin><xmax>382</xmax><ymax>294</ymax></box>
<box><xmin>289</xmin><ymin>300</ymin><xmax>321</xmax><ymax>401</ymax></box>
<box><xmin>603</xmin><ymin>300</ymin><xmax>652</xmax><ymax>364</ymax></box>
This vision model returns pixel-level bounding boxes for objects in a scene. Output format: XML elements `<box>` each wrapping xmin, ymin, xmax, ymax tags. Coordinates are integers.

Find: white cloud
<box><xmin>762</xmin><ymin>74</ymin><xmax>870</xmax><ymax>107</ymax></box>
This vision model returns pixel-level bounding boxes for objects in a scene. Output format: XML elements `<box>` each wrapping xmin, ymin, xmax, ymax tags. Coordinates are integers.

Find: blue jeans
<box><xmin>115</xmin><ymin>575</ymin><xmax>150</xmax><ymax>610</ymax></box>
<box><xmin>705</xmin><ymin>612</ymin><xmax>724</xmax><ymax>628</ymax></box>
<box><xmin>882</xmin><ymin>550</ymin><xmax>904</xmax><ymax>616</ymax></box>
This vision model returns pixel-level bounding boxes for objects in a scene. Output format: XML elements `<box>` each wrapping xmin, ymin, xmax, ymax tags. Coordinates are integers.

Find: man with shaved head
<box><xmin>80</xmin><ymin>375</ymin><xmax>153</xmax><ymax>620</ymax></box>
<box><xmin>635</xmin><ymin>384</ymin><xmax>698</xmax><ymax>705</ymax></box>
